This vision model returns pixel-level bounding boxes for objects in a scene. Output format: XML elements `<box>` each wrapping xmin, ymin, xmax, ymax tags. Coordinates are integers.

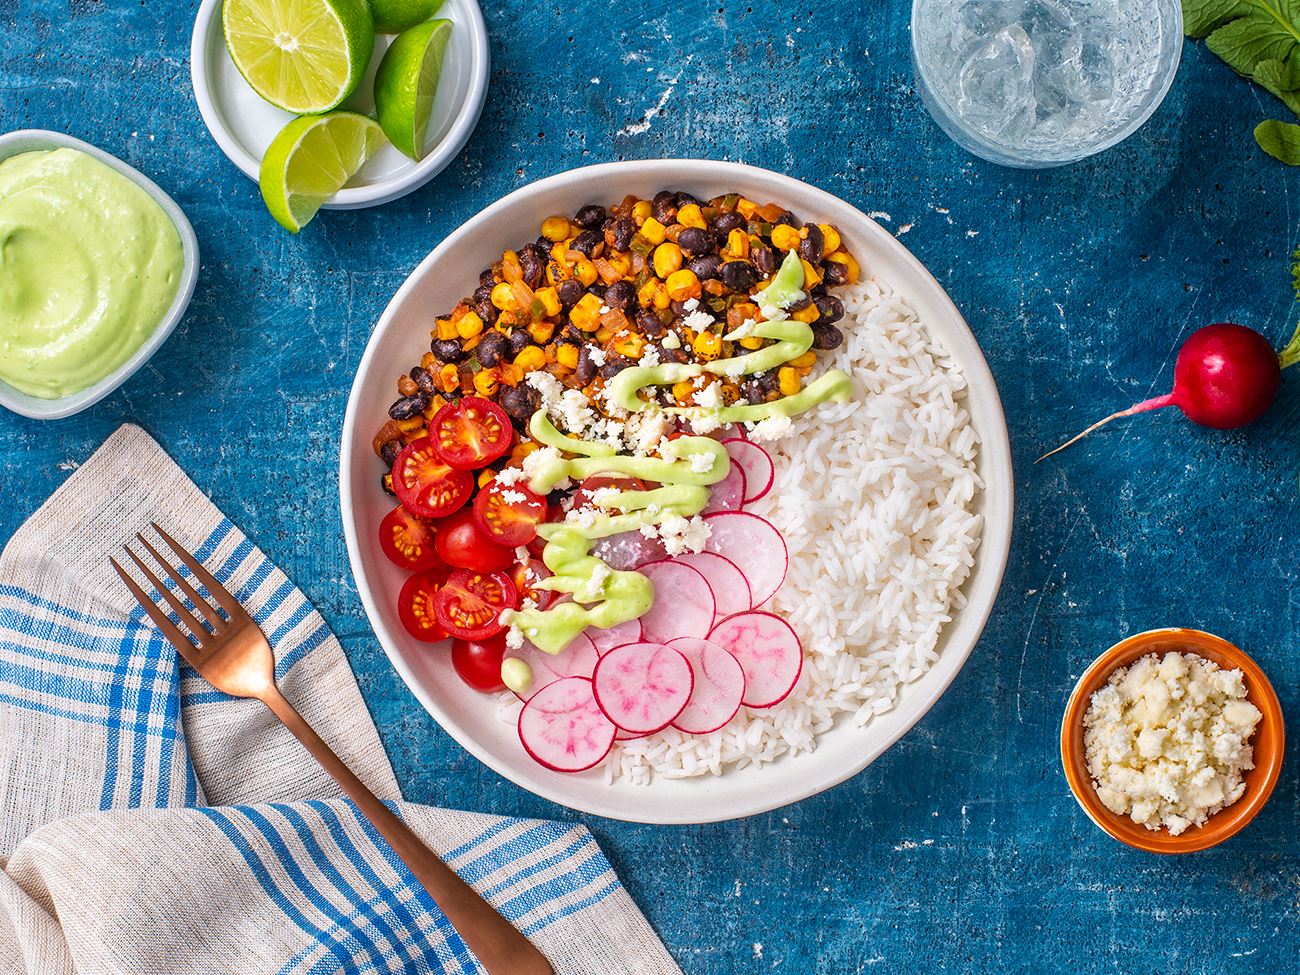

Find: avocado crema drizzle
<box><xmin>499</xmin><ymin>252</ymin><xmax>855</xmax><ymax>696</ymax></box>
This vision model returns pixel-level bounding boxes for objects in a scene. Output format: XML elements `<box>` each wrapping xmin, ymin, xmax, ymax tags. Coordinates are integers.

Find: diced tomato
<box><xmin>473</xmin><ymin>480</ymin><xmax>548</xmax><ymax>546</ymax></box>
<box><xmin>430</xmin><ymin>397</ymin><xmax>514</xmax><ymax>470</ymax></box>
<box><xmin>432</xmin><ymin>569</ymin><xmax>519</xmax><ymax>640</ymax></box>
<box><xmin>397</xmin><ymin>571</ymin><xmax>450</xmax><ymax>643</ymax></box>
<box><xmin>570</xmin><ymin>473</ymin><xmax>647</xmax><ymax>514</ymax></box>
<box><xmin>512</xmin><ymin>557</ymin><xmax>556</xmax><ymax>611</ymax></box>
<box><xmin>393</xmin><ymin>438</ymin><xmax>473</xmax><ymax>519</ymax></box>
<box><xmin>451</xmin><ymin>633</ymin><xmax>508</xmax><ymax>692</ymax></box>
<box><xmin>434</xmin><ymin>508</ymin><xmax>516</xmax><ymax>572</ymax></box>
<box><xmin>378</xmin><ymin>505</ymin><xmax>444</xmax><ymax>572</ymax></box>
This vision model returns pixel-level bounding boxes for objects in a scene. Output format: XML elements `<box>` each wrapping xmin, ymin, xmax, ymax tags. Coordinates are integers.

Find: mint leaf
<box><xmin>1252</xmin><ymin>57</ymin><xmax>1300</xmax><ymax>114</ymax></box>
<box><xmin>1207</xmin><ymin>8</ymin><xmax>1300</xmax><ymax>75</ymax></box>
<box><xmin>1183</xmin><ymin>0</ymin><xmax>1251</xmax><ymax>38</ymax></box>
<box><xmin>1278</xmin><ymin>247</ymin><xmax>1300</xmax><ymax>368</ymax></box>
<box><xmin>1255</xmin><ymin>117</ymin><xmax>1300</xmax><ymax>161</ymax></box>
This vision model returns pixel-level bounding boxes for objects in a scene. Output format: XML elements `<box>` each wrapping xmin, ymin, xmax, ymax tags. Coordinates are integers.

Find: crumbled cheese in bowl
<box><xmin>1083</xmin><ymin>652</ymin><xmax>1263</xmax><ymax>836</ymax></box>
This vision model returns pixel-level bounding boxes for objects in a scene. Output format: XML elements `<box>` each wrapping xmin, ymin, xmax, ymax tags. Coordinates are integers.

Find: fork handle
<box><xmin>259</xmin><ymin>687</ymin><xmax>554</xmax><ymax>975</ymax></box>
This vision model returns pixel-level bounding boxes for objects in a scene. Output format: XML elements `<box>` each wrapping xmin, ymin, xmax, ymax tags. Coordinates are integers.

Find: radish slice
<box><xmin>614</xmin><ymin>727</ymin><xmax>649</xmax><ymax>742</ymax></box>
<box><xmin>721</xmin><ymin>439</ymin><xmax>774</xmax><ymax>504</ymax></box>
<box><xmin>702</xmin><ymin>512</ymin><xmax>787</xmax><ymax>608</ymax></box>
<box><xmin>668</xmin><ymin>637</ymin><xmax>746</xmax><ymax>734</ymax></box>
<box><xmin>673</xmin><ymin>551</ymin><xmax>751</xmax><ymax>618</ymax></box>
<box><xmin>504</xmin><ymin>633</ymin><xmax>599</xmax><ymax>701</ymax></box>
<box><xmin>518</xmin><ymin>677</ymin><xmax>617</xmax><ymax>772</ymax></box>
<box><xmin>586</xmin><ymin>617</ymin><xmax>644</xmax><ymax>655</ymax></box>
<box><xmin>708</xmin><ymin>611</ymin><xmax>802</xmax><ymax>709</ymax></box>
<box><xmin>638</xmin><ymin>560</ymin><xmax>715</xmax><ymax>642</ymax></box>
<box><xmin>591</xmin><ymin>530</ymin><xmax>667</xmax><ymax>570</ymax></box>
<box><xmin>703</xmin><ymin>462</ymin><xmax>747</xmax><ymax>514</ymax></box>
<box><xmin>592</xmin><ymin>642</ymin><xmax>694</xmax><ymax>734</ymax></box>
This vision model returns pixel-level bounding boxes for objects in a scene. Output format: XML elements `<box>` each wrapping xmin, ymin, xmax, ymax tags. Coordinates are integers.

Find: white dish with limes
<box><xmin>190</xmin><ymin>0</ymin><xmax>488</xmax><ymax>213</ymax></box>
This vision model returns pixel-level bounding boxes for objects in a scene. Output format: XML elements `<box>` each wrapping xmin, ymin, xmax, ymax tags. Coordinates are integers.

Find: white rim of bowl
<box><xmin>189</xmin><ymin>0</ymin><xmax>491</xmax><ymax>209</ymax></box>
<box><xmin>0</xmin><ymin>129</ymin><xmax>199</xmax><ymax>421</ymax></box>
<box><xmin>339</xmin><ymin>159</ymin><xmax>1015</xmax><ymax>822</ymax></box>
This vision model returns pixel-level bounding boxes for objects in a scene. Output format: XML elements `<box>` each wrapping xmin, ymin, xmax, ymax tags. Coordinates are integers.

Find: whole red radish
<box><xmin>1040</xmin><ymin>323</ymin><xmax>1282</xmax><ymax>461</ymax></box>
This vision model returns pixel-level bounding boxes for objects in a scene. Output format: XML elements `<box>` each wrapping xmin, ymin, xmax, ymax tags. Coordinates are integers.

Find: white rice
<box><xmin>499</xmin><ymin>275</ymin><xmax>983</xmax><ymax>784</ymax></box>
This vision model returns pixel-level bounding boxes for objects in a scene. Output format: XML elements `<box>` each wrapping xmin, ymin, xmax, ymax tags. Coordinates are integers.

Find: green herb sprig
<box><xmin>1183</xmin><ymin>0</ymin><xmax>1300</xmax><ymax>164</ymax></box>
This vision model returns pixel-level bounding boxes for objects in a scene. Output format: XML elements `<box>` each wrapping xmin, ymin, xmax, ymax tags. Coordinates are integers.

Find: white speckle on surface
<box><xmin>590</xmin><ymin>77</ymin><xmax>600</xmax><ymax>84</ymax></box>
<box><xmin>965</xmin><ymin>229</ymin><xmax>979</xmax><ymax>237</ymax></box>
<box><xmin>752</xmin><ymin>944</ymin><xmax>763</xmax><ymax>960</ymax></box>
<box><xmin>896</xmin><ymin>223</ymin><xmax>913</xmax><ymax>235</ymax></box>
<box><xmin>867</xmin><ymin>210</ymin><xmax>891</xmax><ymax>222</ymax></box>
<box><xmin>618</xmin><ymin>75</ymin><xmax>680</xmax><ymax>136</ymax></box>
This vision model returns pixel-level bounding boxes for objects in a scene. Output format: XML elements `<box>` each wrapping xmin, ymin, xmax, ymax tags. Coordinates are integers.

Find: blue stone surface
<box><xmin>3</xmin><ymin>2</ymin><xmax>1298</xmax><ymax>971</ymax></box>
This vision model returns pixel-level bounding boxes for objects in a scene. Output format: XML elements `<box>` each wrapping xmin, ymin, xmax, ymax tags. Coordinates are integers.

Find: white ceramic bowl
<box><xmin>340</xmin><ymin>160</ymin><xmax>1015</xmax><ymax>823</ymax></box>
<box><xmin>190</xmin><ymin>0</ymin><xmax>489</xmax><ymax>209</ymax></box>
<box><xmin>0</xmin><ymin>129</ymin><xmax>199</xmax><ymax>421</ymax></box>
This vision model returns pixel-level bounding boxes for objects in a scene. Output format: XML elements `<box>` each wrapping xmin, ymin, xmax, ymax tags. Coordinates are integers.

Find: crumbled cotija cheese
<box><xmin>1083</xmin><ymin>651</ymin><xmax>1262</xmax><ymax>835</ymax></box>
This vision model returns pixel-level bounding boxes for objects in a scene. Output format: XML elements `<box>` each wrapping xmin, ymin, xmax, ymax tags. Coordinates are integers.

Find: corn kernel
<box><xmin>800</xmin><ymin>258</ymin><xmax>823</xmax><ymax>288</ymax></box>
<box><xmin>510</xmin><ymin>441</ymin><xmax>538</xmax><ymax>463</ymax></box>
<box><xmin>640</xmin><ymin>216</ymin><xmax>668</xmax><ymax>246</ymax></box>
<box><xmin>527</xmin><ymin>321</ymin><xmax>555</xmax><ymax>344</ymax></box>
<box><xmin>632</xmin><ymin>200</ymin><xmax>652</xmax><ymax>223</ymax></box>
<box><xmin>514</xmin><ymin>346</ymin><xmax>547</xmax><ymax>371</ymax></box>
<box><xmin>677</xmin><ymin>203</ymin><xmax>706</xmax><ymax>229</ymax></box>
<box><xmin>736</xmin><ymin>198</ymin><xmax>759</xmax><ymax>219</ymax></box>
<box><xmin>826</xmin><ymin>250</ymin><xmax>861</xmax><ymax>284</ymax></box>
<box><xmin>497</xmin><ymin>363</ymin><xmax>523</xmax><ymax>386</ymax></box>
<box><xmin>490</xmin><ymin>282</ymin><xmax>515</xmax><ymax>310</ymax></box>
<box><xmin>777</xmin><ymin>366</ymin><xmax>800</xmax><ymax>396</ymax></box>
<box><xmin>556</xmin><ymin>344</ymin><xmax>580</xmax><ymax>368</ymax></box>
<box><xmin>652</xmin><ymin>284</ymin><xmax>671</xmax><ymax>310</ymax></box>
<box><xmin>570</xmin><ymin>292</ymin><xmax>603</xmax><ymax>331</ymax></box>
<box><xmin>719</xmin><ymin>383</ymin><xmax>741</xmax><ymax>406</ymax></box>
<box><xmin>692</xmin><ymin>330</ymin><xmax>722</xmax><ymax>361</ymax></box>
<box><xmin>790</xmin><ymin>350</ymin><xmax>817</xmax><ymax>368</ymax></box>
<box><xmin>456</xmin><ymin>310</ymin><xmax>485</xmax><ymax>339</ymax></box>
<box><xmin>770</xmin><ymin>224</ymin><xmax>802</xmax><ymax>251</ymax></box>
<box><xmin>653</xmin><ymin>242</ymin><xmax>683</xmax><ymax>279</ymax></box>
<box><xmin>739</xmin><ymin>335</ymin><xmax>765</xmax><ymax>350</ymax></box>
<box><xmin>436</xmin><ymin>318</ymin><xmax>459</xmax><ymax>341</ymax></box>
<box><xmin>665</xmin><ymin>269</ymin><xmax>702</xmax><ymax>302</ymax></box>
<box><xmin>545</xmin><ymin>260</ymin><xmax>569</xmax><ymax>286</ymax></box>
<box><xmin>613</xmin><ymin>332</ymin><xmax>645</xmax><ymax>358</ymax></box>
<box><xmin>575</xmin><ymin>258</ymin><xmax>598</xmax><ymax>287</ymax></box>
<box><xmin>477</xmin><ymin>469</ymin><xmax>496</xmax><ymax>488</ymax></box>
<box><xmin>396</xmin><ymin>417</ymin><xmax>424</xmax><ymax>433</ymax></box>
<box><xmin>594</xmin><ymin>326</ymin><xmax>612</xmax><ymax>344</ymax></box>
<box><xmin>473</xmin><ymin>369</ymin><xmax>499</xmax><ymax>396</ymax></box>
<box><xmin>541</xmin><ymin>215</ymin><xmax>571</xmax><ymax>242</ymax></box>
<box><xmin>725</xmin><ymin>228</ymin><xmax>749</xmax><ymax>259</ymax></box>
<box><xmin>820</xmin><ymin>224</ymin><xmax>842</xmax><ymax>254</ymax></box>
<box><xmin>638</xmin><ymin>279</ymin><xmax>660</xmax><ymax>307</ymax></box>
<box><xmin>438</xmin><ymin>363</ymin><xmax>460</xmax><ymax>392</ymax></box>
<box><xmin>535</xmin><ymin>286</ymin><xmax>561</xmax><ymax>318</ymax></box>
<box><xmin>672</xmin><ymin>380</ymin><xmax>697</xmax><ymax>403</ymax></box>
<box><xmin>793</xmin><ymin>304</ymin><xmax>820</xmax><ymax>323</ymax></box>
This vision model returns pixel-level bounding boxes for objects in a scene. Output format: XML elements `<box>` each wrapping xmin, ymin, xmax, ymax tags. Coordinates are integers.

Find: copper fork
<box><xmin>111</xmin><ymin>523</ymin><xmax>553</xmax><ymax>975</ymax></box>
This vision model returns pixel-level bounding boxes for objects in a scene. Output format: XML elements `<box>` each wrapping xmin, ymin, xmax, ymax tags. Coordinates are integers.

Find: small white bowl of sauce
<box><xmin>0</xmin><ymin>130</ymin><xmax>199</xmax><ymax>420</ymax></box>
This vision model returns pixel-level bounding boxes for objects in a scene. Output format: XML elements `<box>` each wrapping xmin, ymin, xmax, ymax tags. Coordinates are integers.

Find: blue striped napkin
<box><xmin>0</xmin><ymin>424</ymin><xmax>681</xmax><ymax>975</ymax></box>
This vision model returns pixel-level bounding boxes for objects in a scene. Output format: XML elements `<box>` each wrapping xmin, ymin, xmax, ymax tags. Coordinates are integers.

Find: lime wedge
<box><xmin>223</xmin><ymin>0</ymin><xmax>375</xmax><ymax>114</ymax></box>
<box><xmin>370</xmin><ymin>0</ymin><xmax>445</xmax><ymax>33</ymax></box>
<box><xmin>258</xmin><ymin>111</ymin><xmax>385</xmax><ymax>232</ymax></box>
<box><xmin>374</xmin><ymin>19</ymin><xmax>453</xmax><ymax>161</ymax></box>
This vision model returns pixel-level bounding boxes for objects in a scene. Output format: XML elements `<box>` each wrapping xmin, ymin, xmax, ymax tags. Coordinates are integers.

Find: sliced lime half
<box><xmin>223</xmin><ymin>0</ymin><xmax>375</xmax><ymax>114</ymax></box>
<box><xmin>374</xmin><ymin>19</ymin><xmax>453</xmax><ymax>161</ymax></box>
<box><xmin>258</xmin><ymin>111</ymin><xmax>386</xmax><ymax>232</ymax></box>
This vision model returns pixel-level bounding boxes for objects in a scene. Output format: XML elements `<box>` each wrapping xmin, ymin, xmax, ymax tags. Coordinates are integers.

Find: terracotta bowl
<box><xmin>1061</xmin><ymin>628</ymin><xmax>1285</xmax><ymax>853</ymax></box>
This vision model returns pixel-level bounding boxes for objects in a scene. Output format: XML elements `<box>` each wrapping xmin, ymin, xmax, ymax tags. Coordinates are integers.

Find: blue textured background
<box><xmin>3</xmin><ymin>2</ymin><xmax>1298</xmax><ymax>971</ymax></box>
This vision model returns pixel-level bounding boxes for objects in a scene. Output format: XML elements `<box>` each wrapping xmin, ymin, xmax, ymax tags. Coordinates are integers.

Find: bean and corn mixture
<box><xmin>373</xmin><ymin>190</ymin><xmax>862</xmax><ymax>483</ymax></box>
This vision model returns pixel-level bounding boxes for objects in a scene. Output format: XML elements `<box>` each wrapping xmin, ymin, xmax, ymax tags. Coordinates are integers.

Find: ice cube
<box><xmin>956</xmin><ymin>24</ymin><xmax>1038</xmax><ymax>136</ymax></box>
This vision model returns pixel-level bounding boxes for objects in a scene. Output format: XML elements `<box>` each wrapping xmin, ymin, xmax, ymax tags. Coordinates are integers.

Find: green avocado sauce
<box><xmin>500</xmin><ymin>250</ymin><xmax>857</xmax><ymax>694</ymax></box>
<box><xmin>0</xmin><ymin>148</ymin><xmax>184</xmax><ymax>399</ymax></box>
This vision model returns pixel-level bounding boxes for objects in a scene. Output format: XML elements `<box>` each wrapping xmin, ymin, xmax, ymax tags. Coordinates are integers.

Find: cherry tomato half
<box><xmin>512</xmin><ymin>558</ymin><xmax>556</xmax><ymax>611</ymax></box>
<box><xmin>434</xmin><ymin>508</ymin><xmax>516</xmax><ymax>572</ymax></box>
<box><xmin>473</xmin><ymin>480</ymin><xmax>548</xmax><ymax>546</ymax></box>
<box><xmin>398</xmin><ymin>571</ymin><xmax>450</xmax><ymax>643</ymax></box>
<box><xmin>393</xmin><ymin>438</ymin><xmax>473</xmax><ymax>519</ymax></box>
<box><xmin>451</xmin><ymin>633</ymin><xmax>508</xmax><ymax>692</ymax></box>
<box><xmin>430</xmin><ymin>396</ymin><xmax>514</xmax><ymax>470</ymax></box>
<box><xmin>432</xmin><ymin>569</ymin><xmax>518</xmax><ymax>641</ymax></box>
<box><xmin>378</xmin><ymin>505</ymin><xmax>444</xmax><ymax>572</ymax></box>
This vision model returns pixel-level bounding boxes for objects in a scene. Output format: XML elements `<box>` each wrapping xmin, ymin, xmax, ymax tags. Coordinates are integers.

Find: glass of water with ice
<box><xmin>911</xmin><ymin>0</ymin><xmax>1183</xmax><ymax>167</ymax></box>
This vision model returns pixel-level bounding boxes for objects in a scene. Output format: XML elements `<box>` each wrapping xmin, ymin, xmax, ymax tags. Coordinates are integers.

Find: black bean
<box><xmin>758</xmin><ymin>371</ymin><xmax>780</xmax><ymax>393</ymax></box>
<box><xmin>479</xmin><ymin>268</ymin><xmax>497</xmax><ymax>287</ymax></box>
<box><xmin>598</xmin><ymin>355</ymin><xmax>632</xmax><ymax>379</ymax></box>
<box><xmin>519</xmin><ymin>249</ymin><xmax>545</xmax><ymax>289</ymax></box>
<box><xmin>606</xmin><ymin>216</ymin><xmax>635</xmax><ymax>251</ymax></box>
<box><xmin>656</xmin><ymin>345</ymin><xmax>689</xmax><ymax>365</ymax></box>
<box><xmin>576</xmin><ymin>346</ymin><xmax>598</xmax><ymax>385</ymax></box>
<box><xmin>388</xmin><ymin>393</ymin><xmax>429</xmax><ymax>420</ymax></box>
<box><xmin>573</xmin><ymin>204</ymin><xmax>606</xmax><ymax>229</ymax></box>
<box><xmin>499</xmin><ymin>384</ymin><xmax>537</xmax><ymax>421</ymax></box>
<box><xmin>823</xmin><ymin>261</ymin><xmax>850</xmax><ymax>286</ymax></box>
<box><xmin>475</xmin><ymin>331</ymin><xmax>509</xmax><ymax>368</ymax></box>
<box><xmin>677</xmin><ymin>227</ymin><xmax>715</xmax><ymax>256</ymax></box>
<box><xmin>559</xmin><ymin>323</ymin><xmax>585</xmax><ymax>344</ymax></box>
<box><xmin>787</xmin><ymin>294</ymin><xmax>813</xmax><ymax>313</ymax></box>
<box><xmin>814</xmin><ymin>294</ymin><xmax>845</xmax><ymax>325</ymax></box>
<box><xmin>751</xmin><ymin>244</ymin><xmax>777</xmax><ymax>277</ymax></box>
<box><xmin>604</xmin><ymin>280</ymin><xmax>635</xmax><ymax>309</ymax></box>
<box><xmin>656</xmin><ymin>386</ymin><xmax>677</xmax><ymax>407</ymax></box>
<box><xmin>380</xmin><ymin>440</ymin><xmax>403</xmax><ymax>466</ymax></box>
<box><xmin>472</xmin><ymin>283</ymin><xmax>494</xmax><ymax>305</ymax></box>
<box><xmin>556</xmin><ymin>279</ymin><xmax>584</xmax><ymax>310</ymax></box>
<box><xmin>720</xmin><ymin>260</ymin><xmax>760</xmax><ymax>292</ymax></box>
<box><xmin>811</xmin><ymin>323</ymin><xmax>844</xmax><ymax>350</ymax></box>
<box><xmin>508</xmin><ymin>329</ymin><xmax>531</xmax><ymax>355</ymax></box>
<box><xmin>773</xmin><ymin>211</ymin><xmax>800</xmax><ymax>228</ymax></box>
<box><xmin>688</xmin><ymin>254</ymin><xmax>722</xmax><ymax>280</ymax></box>
<box><xmin>799</xmin><ymin>223</ymin><xmax>825</xmax><ymax>263</ymax></box>
<box><xmin>431</xmin><ymin>338</ymin><xmax>465</xmax><ymax>363</ymax></box>
<box><xmin>740</xmin><ymin>379</ymin><xmax>766</xmax><ymax>404</ymax></box>
<box><xmin>571</xmin><ymin>230</ymin><xmax>601</xmax><ymax>257</ymax></box>
<box><xmin>674</xmin><ymin>191</ymin><xmax>700</xmax><ymax>208</ymax></box>
<box><xmin>711</xmin><ymin>211</ymin><xmax>746</xmax><ymax>234</ymax></box>
<box><xmin>410</xmin><ymin>366</ymin><xmax>437</xmax><ymax>394</ymax></box>
<box><xmin>652</xmin><ymin>190</ymin><xmax>677</xmax><ymax>224</ymax></box>
<box><xmin>635</xmin><ymin>309</ymin><xmax>666</xmax><ymax>337</ymax></box>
